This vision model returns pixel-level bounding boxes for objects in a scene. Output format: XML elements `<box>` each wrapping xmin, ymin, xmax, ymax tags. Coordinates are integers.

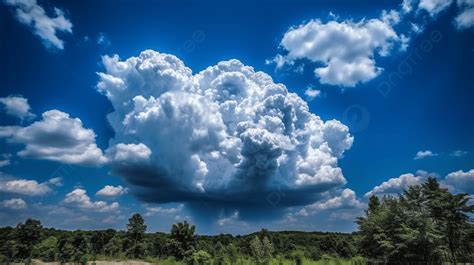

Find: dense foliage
<box><xmin>0</xmin><ymin>220</ymin><xmax>359</xmax><ymax>264</ymax></box>
<box><xmin>0</xmin><ymin>178</ymin><xmax>471</xmax><ymax>264</ymax></box>
<box><xmin>357</xmin><ymin>177</ymin><xmax>474</xmax><ymax>264</ymax></box>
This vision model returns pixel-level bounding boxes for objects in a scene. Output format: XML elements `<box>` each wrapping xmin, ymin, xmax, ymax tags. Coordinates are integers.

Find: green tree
<box><xmin>367</xmin><ymin>195</ymin><xmax>380</xmax><ymax>214</ymax></box>
<box><xmin>163</xmin><ymin>238</ymin><xmax>185</xmax><ymax>259</ymax></box>
<box><xmin>34</xmin><ymin>236</ymin><xmax>58</xmax><ymax>262</ymax></box>
<box><xmin>262</xmin><ymin>236</ymin><xmax>274</xmax><ymax>262</ymax></box>
<box><xmin>227</xmin><ymin>243</ymin><xmax>239</xmax><ymax>265</ymax></box>
<box><xmin>250</xmin><ymin>236</ymin><xmax>273</xmax><ymax>265</ymax></box>
<box><xmin>0</xmin><ymin>240</ymin><xmax>18</xmax><ymax>263</ymax></box>
<box><xmin>71</xmin><ymin>232</ymin><xmax>89</xmax><ymax>263</ymax></box>
<box><xmin>126</xmin><ymin>213</ymin><xmax>147</xmax><ymax>258</ymax></box>
<box><xmin>422</xmin><ymin>177</ymin><xmax>474</xmax><ymax>263</ymax></box>
<box><xmin>127</xmin><ymin>213</ymin><xmax>147</xmax><ymax>243</ymax></box>
<box><xmin>356</xmin><ymin>196</ymin><xmax>388</xmax><ymax>261</ymax></box>
<box><xmin>214</xmin><ymin>242</ymin><xmax>226</xmax><ymax>265</ymax></box>
<box><xmin>189</xmin><ymin>250</ymin><xmax>212</xmax><ymax>265</ymax></box>
<box><xmin>15</xmin><ymin>218</ymin><xmax>43</xmax><ymax>262</ymax></box>
<box><xmin>401</xmin><ymin>185</ymin><xmax>444</xmax><ymax>262</ymax></box>
<box><xmin>150</xmin><ymin>234</ymin><xmax>168</xmax><ymax>258</ymax></box>
<box><xmin>90</xmin><ymin>230</ymin><xmax>113</xmax><ymax>256</ymax></box>
<box><xmin>57</xmin><ymin>234</ymin><xmax>75</xmax><ymax>263</ymax></box>
<box><xmin>250</xmin><ymin>236</ymin><xmax>264</xmax><ymax>264</ymax></box>
<box><xmin>443</xmin><ymin>193</ymin><xmax>474</xmax><ymax>264</ymax></box>
<box><xmin>170</xmin><ymin>221</ymin><xmax>197</xmax><ymax>259</ymax></box>
<box><xmin>104</xmin><ymin>235</ymin><xmax>123</xmax><ymax>258</ymax></box>
<box><xmin>357</xmin><ymin>178</ymin><xmax>474</xmax><ymax>264</ymax></box>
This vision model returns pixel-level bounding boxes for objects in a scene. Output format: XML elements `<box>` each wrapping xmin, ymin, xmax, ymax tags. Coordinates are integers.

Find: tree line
<box><xmin>0</xmin><ymin>178</ymin><xmax>472</xmax><ymax>264</ymax></box>
<box><xmin>0</xmin><ymin>216</ymin><xmax>360</xmax><ymax>264</ymax></box>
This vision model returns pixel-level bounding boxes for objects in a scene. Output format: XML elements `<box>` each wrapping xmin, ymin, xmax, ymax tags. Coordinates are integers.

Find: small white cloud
<box><xmin>4</xmin><ymin>0</ymin><xmax>73</xmax><ymax>49</ymax></box>
<box><xmin>414</xmin><ymin>150</ymin><xmax>437</xmax><ymax>160</ymax></box>
<box><xmin>144</xmin><ymin>204</ymin><xmax>183</xmax><ymax>216</ymax></box>
<box><xmin>408</xmin><ymin>0</ymin><xmax>473</xmax><ymax>30</ymax></box>
<box><xmin>0</xmin><ymin>154</ymin><xmax>11</xmax><ymax>168</ymax></box>
<box><xmin>456</xmin><ymin>0</ymin><xmax>474</xmax><ymax>29</ymax></box>
<box><xmin>276</xmin><ymin>10</ymin><xmax>402</xmax><ymax>87</ymax></box>
<box><xmin>64</xmin><ymin>188</ymin><xmax>119</xmax><ymax>212</ymax></box>
<box><xmin>450</xmin><ymin>150</ymin><xmax>468</xmax><ymax>157</ymax></box>
<box><xmin>402</xmin><ymin>0</ymin><xmax>414</xmax><ymax>13</ymax></box>
<box><xmin>297</xmin><ymin>189</ymin><xmax>363</xmax><ymax>216</ymax></box>
<box><xmin>0</xmin><ymin>95</ymin><xmax>35</xmax><ymax>120</ymax></box>
<box><xmin>0</xmin><ymin>109</ymin><xmax>106</xmax><ymax>166</ymax></box>
<box><xmin>328</xmin><ymin>11</ymin><xmax>339</xmax><ymax>20</ymax></box>
<box><xmin>96</xmin><ymin>185</ymin><xmax>128</xmax><ymax>197</ymax></box>
<box><xmin>304</xmin><ymin>87</ymin><xmax>321</xmax><ymax>101</ymax></box>
<box><xmin>1</xmin><ymin>198</ymin><xmax>27</xmax><ymax>210</ymax></box>
<box><xmin>410</xmin><ymin>23</ymin><xmax>424</xmax><ymax>34</ymax></box>
<box><xmin>265</xmin><ymin>54</ymin><xmax>293</xmax><ymax>69</ymax></box>
<box><xmin>0</xmin><ymin>160</ymin><xmax>10</xmax><ymax>167</ymax></box>
<box><xmin>47</xmin><ymin>177</ymin><xmax>63</xmax><ymax>187</ymax></box>
<box><xmin>381</xmin><ymin>9</ymin><xmax>401</xmax><ymax>25</ymax></box>
<box><xmin>97</xmin><ymin>32</ymin><xmax>111</xmax><ymax>48</ymax></box>
<box><xmin>217</xmin><ymin>211</ymin><xmax>245</xmax><ymax>226</ymax></box>
<box><xmin>0</xmin><ymin>177</ymin><xmax>52</xmax><ymax>196</ymax></box>
<box><xmin>418</xmin><ymin>0</ymin><xmax>454</xmax><ymax>16</ymax></box>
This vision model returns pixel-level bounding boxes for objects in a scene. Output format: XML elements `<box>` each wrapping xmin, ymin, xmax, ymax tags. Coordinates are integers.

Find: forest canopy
<box><xmin>0</xmin><ymin>178</ymin><xmax>472</xmax><ymax>264</ymax></box>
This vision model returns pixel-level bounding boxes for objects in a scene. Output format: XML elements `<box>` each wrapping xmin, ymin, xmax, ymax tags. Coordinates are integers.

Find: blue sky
<box><xmin>0</xmin><ymin>0</ymin><xmax>473</xmax><ymax>235</ymax></box>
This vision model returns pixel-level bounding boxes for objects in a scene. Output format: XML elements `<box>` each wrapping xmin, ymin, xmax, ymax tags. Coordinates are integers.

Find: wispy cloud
<box><xmin>0</xmin><ymin>198</ymin><xmax>27</xmax><ymax>210</ymax></box>
<box><xmin>4</xmin><ymin>0</ymin><xmax>73</xmax><ymax>49</ymax></box>
<box><xmin>450</xmin><ymin>150</ymin><xmax>468</xmax><ymax>157</ymax></box>
<box><xmin>304</xmin><ymin>87</ymin><xmax>321</xmax><ymax>101</ymax></box>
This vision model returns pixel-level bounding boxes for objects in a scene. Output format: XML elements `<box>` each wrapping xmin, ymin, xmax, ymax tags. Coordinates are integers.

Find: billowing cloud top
<box><xmin>364</xmin><ymin>170</ymin><xmax>437</xmax><ymax>197</ymax></box>
<box><xmin>445</xmin><ymin>169</ymin><xmax>474</xmax><ymax>194</ymax></box>
<box><xmin>98</xmin><ymin>50</ymin><xmax>353</xmax><ymax>210</ymax></box>
<box><xmin>297</xmin><ymin>188</ymin><xmax>364</xmax><ymax>216</ymax></box>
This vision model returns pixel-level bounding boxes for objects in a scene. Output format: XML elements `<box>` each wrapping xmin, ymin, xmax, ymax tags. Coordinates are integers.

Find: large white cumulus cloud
<box><xmin>99</xmin><ymin>50</ymin><xmax>353</xmax><ymax>209</ymax></box>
